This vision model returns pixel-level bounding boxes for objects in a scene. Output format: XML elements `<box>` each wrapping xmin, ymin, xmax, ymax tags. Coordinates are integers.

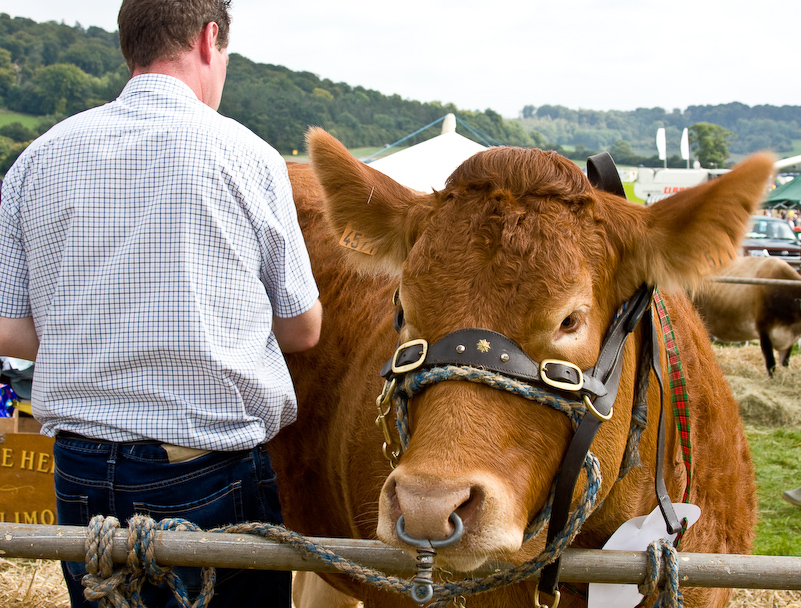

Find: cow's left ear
<box><xmin>307</xmin><ymin>127</ymin><xmax>436</xmax><ymax>276</ymax></box>
<box><xmin>609</xmin><ymin>152</ymin><xmax>776</xmax><ymax>294</ymax></box>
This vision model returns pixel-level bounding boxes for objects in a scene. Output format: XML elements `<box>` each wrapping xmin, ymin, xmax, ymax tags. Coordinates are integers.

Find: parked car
<box><xmin>741</xmin><ymin>215</ymin><xmax>801</xmax><ymax>272</ymax></box>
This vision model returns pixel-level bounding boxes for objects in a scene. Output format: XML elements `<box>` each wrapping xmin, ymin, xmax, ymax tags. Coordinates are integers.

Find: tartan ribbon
<box><xmin>653</xmin><ymin>290</ymin><xmax>692</xmax><ymax>503</ymax></box>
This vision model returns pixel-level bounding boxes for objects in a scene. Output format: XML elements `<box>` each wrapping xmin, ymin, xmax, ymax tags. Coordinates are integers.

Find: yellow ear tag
<box><xmin>339</xmin><ymin>223</ymin><xmax>377</xmax><ymax>255</ymax></box>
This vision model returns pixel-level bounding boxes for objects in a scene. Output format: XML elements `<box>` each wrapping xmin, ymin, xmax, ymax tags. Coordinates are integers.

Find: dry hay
<box><xmin>712</xmin><ymin>342</ymin><xmax>801</xmax><ymax>428</ymax></box>
<box><xmin>0</xmin><ymin>558</ymin><xmax>69</xmax><ymax>608</ymax></box>
<box><xmin>3</xmin><ymin>343</ymin><xmax>800</xmax><ymax>607</ymax></box>
<box><xmin>729</xmin><ymin>589</ymin><xmax>801</xmax><ymax>607</ymax></box>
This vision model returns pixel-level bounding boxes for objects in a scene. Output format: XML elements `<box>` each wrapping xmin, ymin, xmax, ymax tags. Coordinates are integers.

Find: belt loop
<box><xmin>107</xmin><ymin>442</ymin><xmax>119</xmax><ymax>466</ymax></box>
<box><xmin>106</xmin><ymin>443</ymin><xmax>119</xmax><ymax>514</ymax></box>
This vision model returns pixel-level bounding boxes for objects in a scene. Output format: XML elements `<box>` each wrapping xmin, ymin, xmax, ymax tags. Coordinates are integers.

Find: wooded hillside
<box><xmin>519</xmin><ymin>104</ymin><xmax>801</xmax><ymax>159</ymax></box>
<box><xmin>1</xmin><ymin>13</ymin><xmax>799</xmax><ymax>174</ymax></box>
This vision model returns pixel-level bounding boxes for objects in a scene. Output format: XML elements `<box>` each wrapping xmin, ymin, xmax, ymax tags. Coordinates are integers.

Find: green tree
<box><xmin>0</xmin><ymin>141</ymin><xmax>28</xmax><ymax>176</ymax></box>
<box><xmin>0</xmin><ymin>48</ymin><xmax>15</xmax><ymax>98</ymax></box>
<box><xmin>609</xmin><ymin>140</ymin><xmax>639</xmax><ymax>165</ymax></box>
<box><xmin>688</xmin><ymin>122</ymin><xmax>735</xmax><ymax>168</ymax></box>
<box><xmin>0</xmin><ymin>122</ymin><xmax>36</xmax><ymax>143</ymax></box>
<box><xmin>32</xmin><ymin>63</ymin><xmax>90</xmax><ymax>115</ymax></box>
<box><xmin>61</xmin><ymin>40</ymin><xmax>124</xmax><ymax>77</ymax></box>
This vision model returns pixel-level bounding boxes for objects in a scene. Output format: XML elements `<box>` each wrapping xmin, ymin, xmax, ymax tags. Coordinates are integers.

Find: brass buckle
<box><xmin>533</xmin><ymin>588</ymin><xmax>561</xmax><ymax>608</ymax></box>
<box><xmin>584</xmin><ymin>394</ymin><xmax>613</xmax><ymax>421</ymax></box>
<box><xmin>391</xmin><ymin>339</ymin><xmax>429</xmax><ymax>374</ymax></box>
<box><xmin>540</xmin><ymin>359</ymin><xmax>584</xmax><ymax>392</ymax></box>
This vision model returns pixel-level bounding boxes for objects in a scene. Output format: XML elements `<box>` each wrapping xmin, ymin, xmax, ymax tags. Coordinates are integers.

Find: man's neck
<box><xmin>132</xmin><ymin>56</ymin><xmax>204</xmax><ymax>102</ymax></box>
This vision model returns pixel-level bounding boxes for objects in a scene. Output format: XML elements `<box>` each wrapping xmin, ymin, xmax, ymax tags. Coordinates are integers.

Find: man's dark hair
<box><xmin>118</xmin><ymin>0</ymin><xmax>232</xmax><ymax>71</ymax></box>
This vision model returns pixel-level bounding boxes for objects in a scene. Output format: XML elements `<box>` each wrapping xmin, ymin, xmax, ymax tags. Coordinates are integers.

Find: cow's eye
<box><xmin>561</xmin><ymin>314</ymin><xmax>578</xmax><ymax>330</ymax></box>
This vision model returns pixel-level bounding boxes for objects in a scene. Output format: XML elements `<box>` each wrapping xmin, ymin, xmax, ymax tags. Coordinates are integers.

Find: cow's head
<box><xmin>307</xmin><ymin>127</ymin><xmax>773</xmax><ymax>570</ymax></box>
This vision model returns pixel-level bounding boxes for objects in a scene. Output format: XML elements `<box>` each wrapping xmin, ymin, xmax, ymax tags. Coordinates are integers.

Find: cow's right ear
<box><xmin>307</xmin><ymin>127</ymin><xmax>436</xmax><ymax>276</ymax></box>
<box><xmin>607</xmin><ymin>152</ymin><xmax>775</xmax><ymax>295</ymax></box>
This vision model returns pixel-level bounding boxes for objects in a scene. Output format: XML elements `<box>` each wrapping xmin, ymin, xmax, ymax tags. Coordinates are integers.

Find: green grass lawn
<box><xmin>623</xmin><ymin>181</ymin><xmax>642</xmax><ymax>203</ymax></box>
<box><xmin>0</xmin><ymin>110</ymin><xmax>40</xmax><ymax>130</ymax></box>
<box><xmin>746</xmin><ymin>426</ymin><xmax>801</xmax><ymax>556</ymax></box>
<box><xmin>283</xmin><ymin>145</ymin><xmax>387</xmax><ymax>164</ymax></box>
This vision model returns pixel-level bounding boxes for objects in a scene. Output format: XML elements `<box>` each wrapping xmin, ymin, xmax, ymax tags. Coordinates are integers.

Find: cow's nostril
<box><xmin>386</xmin><ymin>479</ymin><xmax>403</xmax><ymax>521</ymax></box>
<box><xmin>455</xmin><ymin>486</ymin><xmax>485</xmax><ymax>527</ymax></box>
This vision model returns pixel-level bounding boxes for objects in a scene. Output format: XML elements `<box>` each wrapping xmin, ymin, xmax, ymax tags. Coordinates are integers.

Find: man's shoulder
<box><xmin>204</xmin><ymin>111</ymin><xmax>271</xmax><ymax>146</ymax></box>
<box><xmin>3</xmin><ymin>107</ymin><xmax>103</xmax><ymax>180</ymax></box>
<box><xmin>25</xmin><ymin>104</ymin><xmax>108</xmax><ymax>146</ymax></box>
<box><xmin>202</xmin><ymin>112</ymin><xmax>284</xmax><ymax>167</ymax></box>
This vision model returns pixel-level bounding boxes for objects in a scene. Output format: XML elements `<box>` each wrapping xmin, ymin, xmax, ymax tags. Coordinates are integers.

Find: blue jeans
<box><xmin>54</xmin><ymin>434</ymin><xmax>291</xmax><ymax>608</ymax></box>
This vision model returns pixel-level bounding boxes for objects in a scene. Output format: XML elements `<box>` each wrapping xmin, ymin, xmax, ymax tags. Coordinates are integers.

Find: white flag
<box><xmin>680</xmin><ymin>128</ymin><xmax>690</xmax><ymax>160</ymax></box>
<box><xmin>656</xmin><ymin>128</ymin><xmax>666</xmax><ymax>160</ymax></box>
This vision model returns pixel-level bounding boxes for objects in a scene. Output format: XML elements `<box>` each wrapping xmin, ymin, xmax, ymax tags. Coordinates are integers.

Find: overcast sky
<box><xmin>1</xmin><ymin>0</ymin><xmax>797</xmax><ymax>118</ymax></box>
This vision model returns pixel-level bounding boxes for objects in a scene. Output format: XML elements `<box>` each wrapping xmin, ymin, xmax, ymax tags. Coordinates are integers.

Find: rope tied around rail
<box><xmin>82</xmin><ymin>509</ymin><xmax>685</xmax><ymax>607</ymax></box>
<box><xmin>637</xmin><ymin>538</ymin><xmax>684</xmax><ymax>608</ymax></box>
<box><xmin>83</xmin><ymin>514</ymin><xmax>216</xmax><ymax>608</ymax></box>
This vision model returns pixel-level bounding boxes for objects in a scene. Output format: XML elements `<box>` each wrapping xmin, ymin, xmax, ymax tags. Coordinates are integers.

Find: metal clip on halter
<box><xmin>375</xmin><ymin>379</ymin><xmax>401</xmax><ymax>467</ymax></box>
<box><xmin>396</xmin><ymin>513</ymin><xmax>464</xmax><ymax>605</ymax></box>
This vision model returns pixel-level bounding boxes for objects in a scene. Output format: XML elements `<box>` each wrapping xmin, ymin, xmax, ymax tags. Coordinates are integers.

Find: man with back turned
<box><xmin>0</xmin><ymin>1</ymin><xmax>321</xmax><ymax>605</ymax></box>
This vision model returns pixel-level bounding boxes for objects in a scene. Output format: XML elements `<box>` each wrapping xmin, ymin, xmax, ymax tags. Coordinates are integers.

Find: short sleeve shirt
<box><xmin>0</xmin><ymin>74</ymin><xmax>319</xmax><ymax>451</ymax></box>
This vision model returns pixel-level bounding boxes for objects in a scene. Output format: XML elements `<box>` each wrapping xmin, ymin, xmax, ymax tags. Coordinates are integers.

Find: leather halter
<box><xmin>379</xmin><ymin>152</ymin><xmax>681</xmax><ymax>604</ymax></box>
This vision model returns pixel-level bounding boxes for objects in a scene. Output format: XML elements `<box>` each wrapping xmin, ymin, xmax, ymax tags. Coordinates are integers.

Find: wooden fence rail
<box><xmin>708</xmin><ymin>276</ymin><xmax>801</xmax><ymax>288</ymax></box>
<box><xmin>1</xmin><ymin>523</ymin><xmax>800</xmax><ymax>590</ymax></box>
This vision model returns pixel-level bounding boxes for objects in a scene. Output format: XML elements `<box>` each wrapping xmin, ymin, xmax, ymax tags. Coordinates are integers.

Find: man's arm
<box><xmin>0</xmin><ymin>316</ymin><xmax>39</xmax><ymax>361</ymax></box>
<box><xmin>272</xmin><ymin>299</ymin><xmax>322</xmax><ymax>353</ymax></box>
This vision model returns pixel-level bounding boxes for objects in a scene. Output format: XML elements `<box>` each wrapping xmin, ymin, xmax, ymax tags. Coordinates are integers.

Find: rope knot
<box><xmin>83</xmin><ymin>515</ymin><xmax>130</xmax><ymax>606</ymax></box>
<box><xmin>82</xmin><ymin>514</ymin><xmax>216</xmax><ymax>608</ymax></box>
<box><xmin>637</xmin><ymin>538</ymin><xmax>684</xmax><ymax>608</ymax></box>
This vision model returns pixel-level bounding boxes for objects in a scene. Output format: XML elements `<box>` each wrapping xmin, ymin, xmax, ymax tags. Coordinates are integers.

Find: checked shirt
<box><xmin>0</xmin><ymin>74</ymin><xmax>318</xmax><ymax>451</ymax></box>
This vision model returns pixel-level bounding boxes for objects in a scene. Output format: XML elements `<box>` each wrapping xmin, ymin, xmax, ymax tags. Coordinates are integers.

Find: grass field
<box><xmin>713</xmin><ymin>343</ymin><xmax>801</xmax><ymax>559</ymax></box>
<box><xmin>0</xmin><ymin>110</ymin><xmax>41</xmax><ymax>130</ymax></box>
<box><xmin>283</xmin><ymin>146</ymin><xmax>393</xmax><ymax>164</ymax></box>
<box><xmin>746</xmin><ymin>427</ymin><xmax>801</xmax><ymax>556</ymax></box>
<box><xmin>622</xmin><ymin>181</ymin><xmax>639</xmax><ymax>202</ymax></box>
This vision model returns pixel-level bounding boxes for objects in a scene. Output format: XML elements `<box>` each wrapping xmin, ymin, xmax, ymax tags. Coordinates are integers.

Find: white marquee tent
<box><xmin>367</xmin><ymin>114</ymin><xmax>487</xmax><ymax>192</ymax></box>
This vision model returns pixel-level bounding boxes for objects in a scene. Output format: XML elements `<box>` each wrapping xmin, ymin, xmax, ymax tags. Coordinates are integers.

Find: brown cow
<box><xmin>270</xmin><ymin>130</ymin><xmax>773</xmax><ymax>608</ymax></box>
<box><xmin>693</xmin><ymin>255</ymin><xmax>801</xmax><ymax>376</ymax></box>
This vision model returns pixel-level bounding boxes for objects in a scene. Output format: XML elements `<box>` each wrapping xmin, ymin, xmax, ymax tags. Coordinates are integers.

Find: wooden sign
<box><xmin>0</xmin><ymin>412</ymin><xmax>56</xmax><ymax>525</ymax></box>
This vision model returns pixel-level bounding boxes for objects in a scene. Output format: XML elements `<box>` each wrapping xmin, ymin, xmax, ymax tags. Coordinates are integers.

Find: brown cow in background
<box><xmin>693</xmin><ymin>256</ymin><xmax>801</xmax><ymax>376</ymax></box>
<box><xmin>269</xmin><ymin>131</ymin><xmax>773</xmax><ymax>608</ymax></box>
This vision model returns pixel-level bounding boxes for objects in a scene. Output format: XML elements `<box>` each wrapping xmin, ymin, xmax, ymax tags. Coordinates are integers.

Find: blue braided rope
<box><xmin>83</xmin><ymin>515</ymin><xmax>216</xmax><ymax>608</ymax></box>
<box><xmin>82</xmin><ymin>456</ymin><xmax>602</xmax><ymax>608</ymax></box>
<box><xmin>637</xmin><ymin>538</ymin><xmax>685</xmax><ymax>608</ymax></box>
<box><xmin>403</xmin><ymin>366</ymin><xmax>585</xmax><ymax>423</ymax></box>
<box><xmin>395</xmin><ymin>387</ymin><xmax>411</xmax><ymax>451</ymax></box>
<box><xmin>393</xmin><ymin>365</ymin><xmax>587</xmax><ymax>449</ymax></box>
<box><xmin>618</xmin><ymin>398</ymin><xmax>648</xmax><ymax>480</ymax></box>
<box><xmin>523</xmin><ymin>476</ymin><xmax>556</xmax><ymax>542</ymax></box>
